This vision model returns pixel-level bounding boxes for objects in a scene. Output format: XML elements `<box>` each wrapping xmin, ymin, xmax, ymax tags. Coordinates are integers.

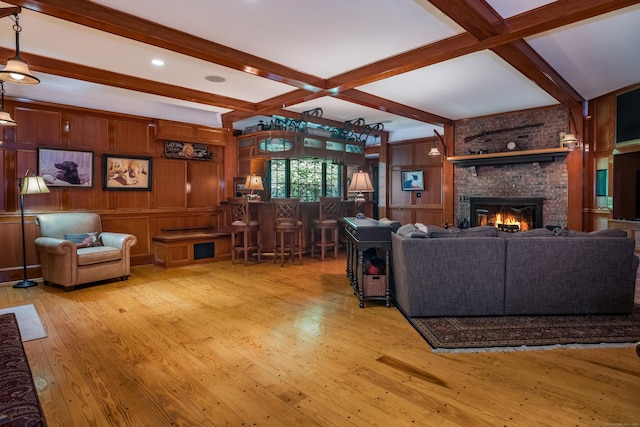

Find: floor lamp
<box><xmin>14</xmin><ymin>169</ymin><xmax>50</xmax><ymax>288</ymax></box>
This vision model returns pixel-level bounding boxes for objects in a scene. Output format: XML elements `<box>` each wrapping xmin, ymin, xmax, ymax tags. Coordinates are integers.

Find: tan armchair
<box><xmin>34</xmin><ymin>213</ymin><xmax>137</xmax><ymax>291</ymax></box>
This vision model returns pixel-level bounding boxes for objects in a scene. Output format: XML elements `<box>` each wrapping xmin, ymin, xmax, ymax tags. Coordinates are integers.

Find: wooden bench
<box><xmin>152</xmin><ymin>227</ymin><xmax>231</xmax><ymax>268</ymax></box>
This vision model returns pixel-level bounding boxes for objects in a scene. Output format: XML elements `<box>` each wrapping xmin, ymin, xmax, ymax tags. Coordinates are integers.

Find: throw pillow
<box><xmin>566</xmin><ymin>228</ymin><xmax>628</xmax><ymax>238</ymax></box>
<box><xmin>426</xmin><ymin>225</ymin><xmax>461</xmax><ymax>238</ymax></box>
<box><xmin>459</xmin><ymin>226</ymin><xmax>498</xmax><ymax>237</ymax></box>
<box><xmin>65</xmin><ymin>232</ymin><xmax>100</xmax><ymax>248</ymax></box>
<box><xmin>410</xmin><ymin>230</ymin><xmax>429</xmax><ymax>238</ymax></box>
<box><xmin>396</xmin><ymin>224</ymin><xmax>417</xmax><ymax>237</ymax></box>
<box><xmin>503</xmin><ymin>228</ymin><xmax>555</xmax><ymax>238</ymax></box>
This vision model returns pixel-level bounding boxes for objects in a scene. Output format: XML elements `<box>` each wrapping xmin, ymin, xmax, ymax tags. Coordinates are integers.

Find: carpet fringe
<box><xmin>432</xmin><ymin>342</ymin><xmax>636</xmax><ymax>354</ymax></box>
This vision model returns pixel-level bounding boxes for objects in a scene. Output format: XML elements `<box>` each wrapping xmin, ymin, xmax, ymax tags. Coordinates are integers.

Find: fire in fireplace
<box><xmin>469</xmin><ymin>197</ymin><xmax>543</xmax><ymax>231</ymax></box>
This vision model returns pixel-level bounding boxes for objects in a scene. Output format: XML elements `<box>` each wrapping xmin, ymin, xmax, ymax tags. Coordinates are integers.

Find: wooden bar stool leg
<box><xmin>257</xmin><ymin>230</ymin><xmax>262</xmax><ymax>263</ymax></box>
<box><xmin>310</xmin><ymin>228</ymin><xmax>315</xmax><ymax>259</ymax></box>
<box><xmin>231</xmin><ymin>230</ymin><xmax>237</xmax><ymax>264</ymax></box>
<box><xmin>243</xmin><ymin>229</ymin><xmax>249</xmax><ymax>266</ymax></box>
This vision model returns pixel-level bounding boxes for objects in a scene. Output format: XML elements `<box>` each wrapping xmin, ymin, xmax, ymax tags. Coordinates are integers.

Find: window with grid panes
<box><xmin>268</xmin><ymin>158</ymin><xmax>341</xmax><ymax>201</ymax></box>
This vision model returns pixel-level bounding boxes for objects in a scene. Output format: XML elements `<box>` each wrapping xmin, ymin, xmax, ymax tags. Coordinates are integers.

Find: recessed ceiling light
<box><xmin>151</xmin><ymin>59</ymin><xmax>165</xmax><ymax>66</ymax></box>
<box><xmin>205</xmin><ymin>75</ymin><xmax>226</xmax><ymax>83</ymax></box>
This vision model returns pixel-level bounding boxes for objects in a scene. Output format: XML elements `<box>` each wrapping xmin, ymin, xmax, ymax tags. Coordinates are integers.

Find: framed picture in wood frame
<box><xmin>37</xmin><ymin>147</ymin><xmax>94</xmax><ymax>188</ymax></box>
<box><xmin>103</xmin><ymin>154</ymin><xmax>152</xmax><ymax>191</ymax></box>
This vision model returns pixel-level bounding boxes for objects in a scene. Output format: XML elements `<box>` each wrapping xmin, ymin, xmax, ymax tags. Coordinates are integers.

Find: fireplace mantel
<box><xmin>447</xmin><ymin>147</ymin><xmax>569</xmax><ymax>167</ymax></box>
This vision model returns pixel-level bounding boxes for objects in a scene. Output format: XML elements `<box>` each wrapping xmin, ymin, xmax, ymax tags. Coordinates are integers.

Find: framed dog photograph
<box><xmin>37</xmin><ymin>148</ymin><xmax>94</xmax><ymax>188</ymax></box>
<box><xmin>103</xmin><ymin>154</ymin><xmax>152</xmax><ymax>191</ymax></box>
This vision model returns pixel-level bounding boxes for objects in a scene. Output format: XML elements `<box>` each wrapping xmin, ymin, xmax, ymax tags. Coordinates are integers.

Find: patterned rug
<box><xmin>408</xmin><ymin>305</ymin><xmax>640</xmax><ymax>353</ymax></box>
<box><xmin>0</xmin><ymin>313</ymin><xmax>48</xmax><ymax>426</ymax></box>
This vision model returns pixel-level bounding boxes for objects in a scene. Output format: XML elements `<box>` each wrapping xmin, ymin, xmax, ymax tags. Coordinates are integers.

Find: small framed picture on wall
<box><xmin>103</xmin><ymin>154</ymin><xmax>152</xmax><ymax>191</ymax></box>
<box><xmin>37</xmin><ymin>148</ymin><xmax>94</xmax><ymax>188</ymax></box>
<box><xmin>401</xmin><ymin>170</ymin><xmax>424</xmax><ymax>191</ymax></box>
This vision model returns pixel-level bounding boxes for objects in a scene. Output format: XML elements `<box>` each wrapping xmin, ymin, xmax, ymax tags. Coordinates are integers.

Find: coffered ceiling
<box><xmin>0</xmin><ymin>0</ymin><xmax>638</xmax><ymax>142</ymax></box>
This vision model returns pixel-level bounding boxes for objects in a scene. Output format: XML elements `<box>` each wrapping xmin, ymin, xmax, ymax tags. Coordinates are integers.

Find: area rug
<box><xmin>407</xmin><ymin>306</ymin><xmax>640</xmax><ymax>353</ymax></box>
<box><xmin>0</xmin><ymin>304</ymin><xmax>47</xmax><ymax>342</ymax></box>
<box><xmin>0</xmin><ymin>312</ymin><xmax>48</xmax><ymax>426</ymax></box>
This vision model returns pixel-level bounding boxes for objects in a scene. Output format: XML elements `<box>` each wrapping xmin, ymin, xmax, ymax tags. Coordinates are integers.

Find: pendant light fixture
<box><xmin>0</xmin><ymin>13</ymin><xmax>40</xmax><ymax>85</ymax></box>
<box><xmin>0</xmin><ymin>82</ymin><xmax>17</xmax><ymax>126</ymax></box>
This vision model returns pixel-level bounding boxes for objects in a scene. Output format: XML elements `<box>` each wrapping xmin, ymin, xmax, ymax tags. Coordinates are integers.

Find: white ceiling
<box><xmin>0</xmin><ymin>0</ymin><xmax>638</xmax><ymax>143</ymax></box>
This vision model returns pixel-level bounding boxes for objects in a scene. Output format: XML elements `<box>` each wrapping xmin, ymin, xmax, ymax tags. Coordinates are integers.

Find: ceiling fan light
<box><xmin>0</xmin><ymin>57</ymin><xmax>40</xmax><ymax>85</ymax></box>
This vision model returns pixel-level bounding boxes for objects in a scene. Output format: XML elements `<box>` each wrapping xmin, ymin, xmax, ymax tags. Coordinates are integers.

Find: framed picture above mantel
<box><xmin>163</xmin><ymin>141</ymin><xmax>214</xmax><ymax>161</ymax></box>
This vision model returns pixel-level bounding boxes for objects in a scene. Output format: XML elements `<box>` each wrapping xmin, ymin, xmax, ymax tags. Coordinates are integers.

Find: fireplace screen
<box><xmin>470</xmin><ymin>197</ymin><xmax>543</xmax><ymax>232</ymax></box>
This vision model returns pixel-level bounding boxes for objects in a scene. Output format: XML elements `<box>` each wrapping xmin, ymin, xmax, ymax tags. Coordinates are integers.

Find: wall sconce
<box><xmin>428</xmin><ymin>129</ymin><xmax>447</xmax><ymax>156</ymax></box>
<box><xmin>0</xmin><ymin>13</ymin><xmax>40</xmax><ymax>85</ymax></box>
<box><xmin>14</xmin><ymin>168</ymin><xmax>50</xmax><ymax>288</ymax></box>
<box><xmin>560</xmin><ymin>132</ymin><xmax>580</xmax><ymax>150</ymax></box>
<box><xmin>348</xmin><ymin>171</ymin><xmax>374</xmax><ymax>218</ymax></box>
<box><xmin>244</xmin><ymin>174</ymin><xmax>264</xmax><ymax>200</ymax></box>
<box><xmin>0</xmin><ymin>82</ymin><xmax>16</xmax><ymax>126</ymax></box>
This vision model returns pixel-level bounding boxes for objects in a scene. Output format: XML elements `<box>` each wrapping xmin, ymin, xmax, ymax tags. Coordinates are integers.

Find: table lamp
<box><xmin>348</xmin><ymin>171</ymin><xmax>374</xmax><ymax>218</ymax></box>
<box><xmin>245</xmin><ymin>174</ymin><xmax>264</xmax><ymax>200</ymax></box>
<box><xmin>14</xmin><ymin>168</ymin><xmax>50</xmax><ymax>288</ymax></box>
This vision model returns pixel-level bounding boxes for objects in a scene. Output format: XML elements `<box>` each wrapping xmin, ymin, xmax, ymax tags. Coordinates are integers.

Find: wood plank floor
<box><xmin>2</xmin><ymin>256</ymin><xmax>639</xmax><ymax>426</ymax></box>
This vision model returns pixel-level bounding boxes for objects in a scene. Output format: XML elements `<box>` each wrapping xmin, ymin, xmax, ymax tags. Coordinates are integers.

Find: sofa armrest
<box><xmin>34</xmin><ymin>236</ymin><xmax>77</xmax><ymax>255</ymax></box>
<box><xmin>391</xmin><ymin>233</ymin><xmax>506</xmax><ymax>317</ymax></box>
<box><xmin>100</xmin><ymin>232</ymin><xmax>137</xmax><ymax>250</ymax></box>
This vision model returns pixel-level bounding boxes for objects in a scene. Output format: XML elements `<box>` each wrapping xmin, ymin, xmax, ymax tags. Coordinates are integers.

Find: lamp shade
<box><xmin>245</xmin><ymin>175</ymin><xmax>264</xmax><ymax>191</ymax></box>
<box><xmin>561</xmin><ymin>133</ymin><xmax>579</xmax><ymax>144</ymax></box>
<box><xmin>0</xmin><ymin>57</ymin><xmax>40</xmax><ymax>85</ymax></box>
<box><xmin>428</xmin><ymin>146</ymin><xmax>441</xmax><ymax>156</ymax></box>
<box><xmin>20</xmin><ymin>175</ymin><xmax>50</xmax><ymax>195</ymax></box>
<box><xmin>0</xmin><ymin>109</ymin><xmax>16</xmax><ymax>126</ymax></box>
<box><xmin>348</xmin><ymin>171</ymin><xmax>374</xmax><ymax>193</ymax></box>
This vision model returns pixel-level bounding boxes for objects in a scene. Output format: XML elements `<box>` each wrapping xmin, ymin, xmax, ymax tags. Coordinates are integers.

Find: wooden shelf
<box><xmin>447</xmin><ymin>147</ymin><xmax>569</xmax><ymax>167</ymax></box>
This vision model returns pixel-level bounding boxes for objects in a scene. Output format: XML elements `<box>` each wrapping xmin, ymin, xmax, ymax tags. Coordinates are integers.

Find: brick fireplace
<box><xmin>453</xmin><ymin>106</ymin><xmax>569</xmax><ymax>229</ymax></box>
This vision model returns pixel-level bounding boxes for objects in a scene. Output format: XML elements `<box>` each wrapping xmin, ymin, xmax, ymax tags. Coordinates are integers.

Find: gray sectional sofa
<box><xmin>391</xmin><ymin>225</ymin><xmax>639</xmax><ymax>317</ymax></box>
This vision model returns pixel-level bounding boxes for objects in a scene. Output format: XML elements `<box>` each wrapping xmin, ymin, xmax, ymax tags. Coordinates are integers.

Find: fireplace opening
<box><xmin>470</xmin><ymin>197</ymin><xmax>543</xmax><ymax>231</ymax></box>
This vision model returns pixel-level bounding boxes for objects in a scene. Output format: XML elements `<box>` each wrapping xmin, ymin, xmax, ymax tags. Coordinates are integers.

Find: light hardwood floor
<box><xmin>2</xmin><ymin>256</ymin><xmax>639</xmax><ymax>426</ymax></box>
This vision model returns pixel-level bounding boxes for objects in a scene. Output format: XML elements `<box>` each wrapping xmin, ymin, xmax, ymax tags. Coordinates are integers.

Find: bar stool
<box><xmin>311</xmin><ymin>197</ymin><xmax>340</xmax><ymax>261</ymax></box>
<box><xmin>272</xmin><ymin>198</ymin><xmax>303</xmax><ymax>267</ymax></box>
<box><xmin>228</xmin><ymin>197</ymin><xmax>261</xmax><ymax>266</ymax></box>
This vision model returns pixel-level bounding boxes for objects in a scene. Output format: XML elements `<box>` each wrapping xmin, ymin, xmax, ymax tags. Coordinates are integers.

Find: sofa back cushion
<box><xmin>504</xmin><ymin>237</ymin><xmax>637</xmax><ymax>315</ymax></box>
<box><xmin>36</xmin><ymin>213</ymin><xmax>103</xmax><ymax>240</ymax></box>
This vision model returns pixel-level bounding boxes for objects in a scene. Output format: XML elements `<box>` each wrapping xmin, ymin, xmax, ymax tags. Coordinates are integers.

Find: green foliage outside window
<box><xmin>269</xmin><ymin>158</ymin><xmax>341</xmax><ymax>201</ymax></box>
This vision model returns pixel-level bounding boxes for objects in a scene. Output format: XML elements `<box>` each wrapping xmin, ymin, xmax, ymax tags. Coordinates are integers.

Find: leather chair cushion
<box><xmin>77</xmin><ymin>246</ymin><xmax>122</xmax><ymax>266</ymax></box>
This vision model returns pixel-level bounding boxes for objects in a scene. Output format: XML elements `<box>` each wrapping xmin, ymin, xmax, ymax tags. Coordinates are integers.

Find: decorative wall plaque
<box><xmin>164</xmin><ymin>141</ymin><xmax>213</xmax><ymax>161</ymax></box>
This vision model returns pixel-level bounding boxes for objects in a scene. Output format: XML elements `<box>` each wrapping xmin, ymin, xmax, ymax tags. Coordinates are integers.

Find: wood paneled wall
<box><xmin>584</xmin><ymin>84</ymin><xmax>640</xmax><ymax>231</ymax></box>
<box><xmin>0</xmin><ymin>99</ymin><xmax>232</xmax><ymax>283</ymax></box>
<box><xmin>385</xmin><ymin>138</ymin><xmax>446</xmax><ymax>226</ymax></box>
